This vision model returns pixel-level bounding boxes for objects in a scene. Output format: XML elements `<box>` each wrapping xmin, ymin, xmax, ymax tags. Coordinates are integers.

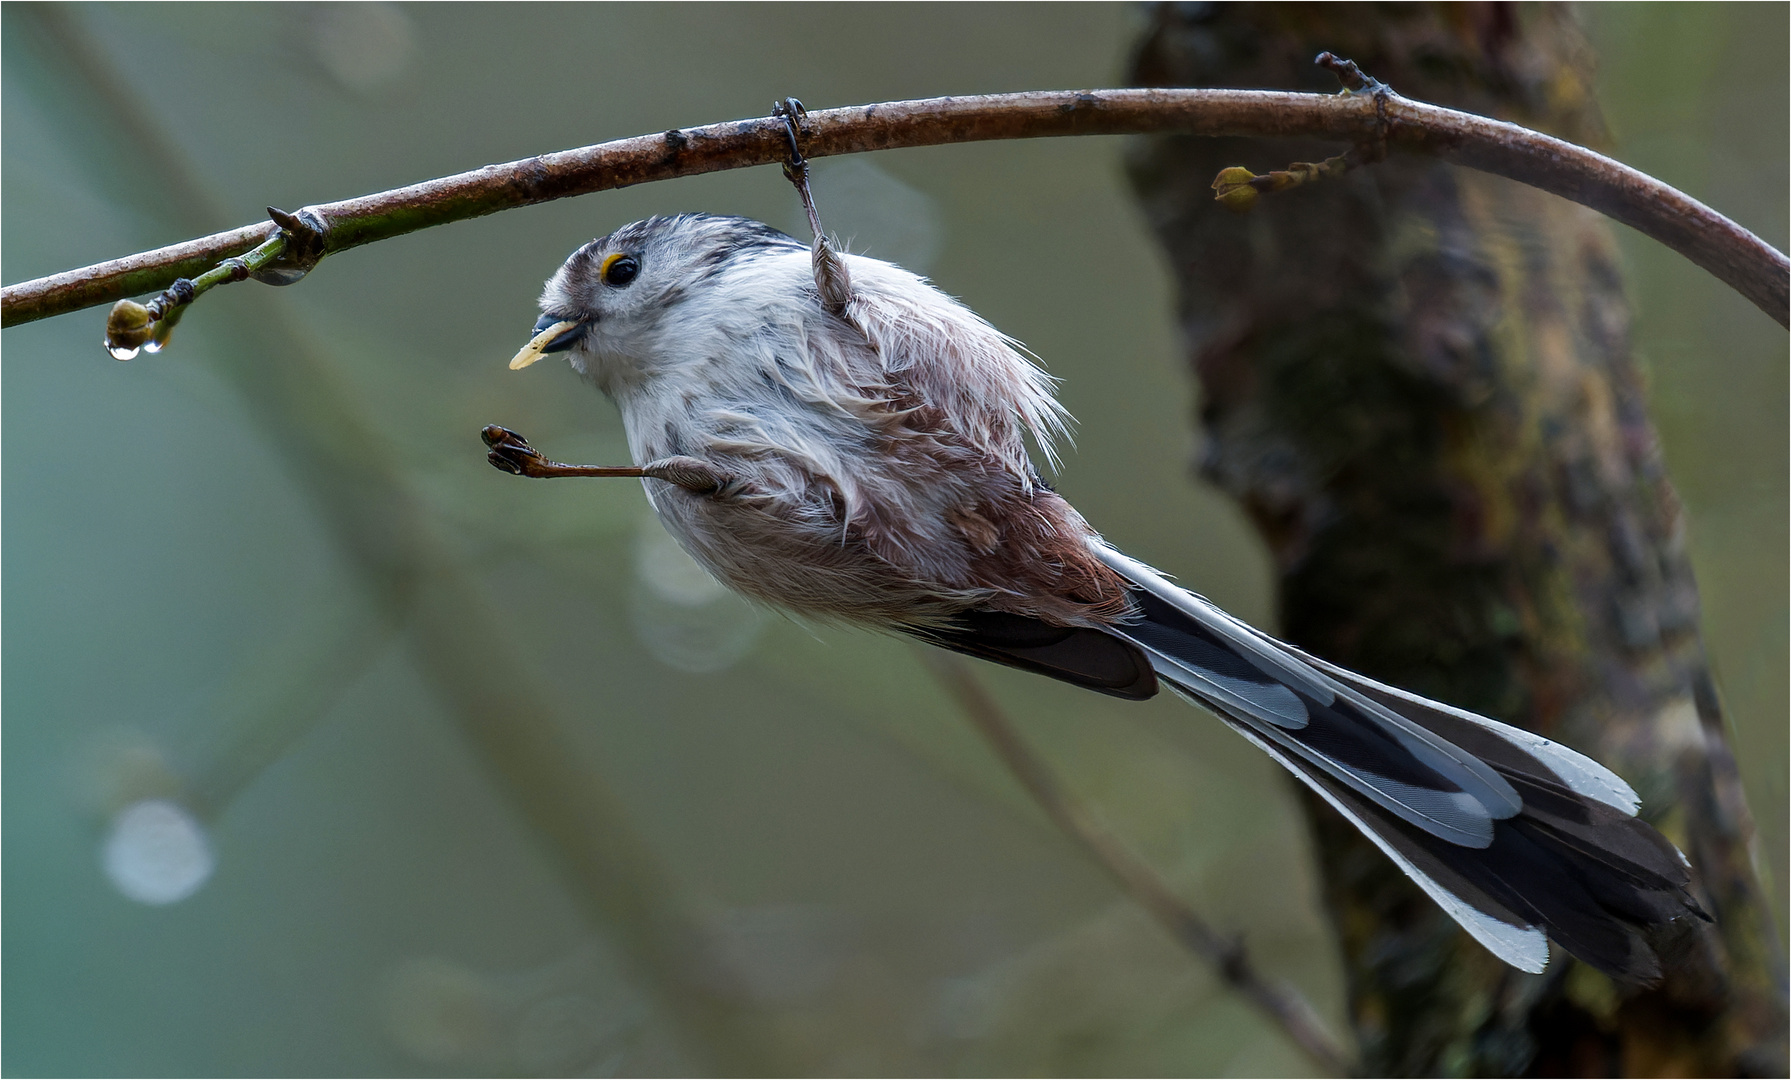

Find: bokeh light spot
<box><xmin>631</xmin><ymin>518</ymin><xmax>766</xmax><ymax>673</ymax></box>
<box><xmin>312</xmin><ymin>3</ymin><xmax>417</xmax><ymax>94</ymax></box>
<box><xmin>101</xmin><ymin>798</ymin><xmax>215</xmax><ymax>905</ymax></box>
<box><xmin>383</xmin><ymin>956</ymin><xmax>496</xmax><ymax>1065</ymax></box>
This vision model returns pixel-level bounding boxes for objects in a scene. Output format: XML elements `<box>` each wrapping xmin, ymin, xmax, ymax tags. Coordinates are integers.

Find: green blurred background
<box><xmin>3</xmin><ymin>4</ymin><xmax>1783</xmax><ymax>1075</ymax></box>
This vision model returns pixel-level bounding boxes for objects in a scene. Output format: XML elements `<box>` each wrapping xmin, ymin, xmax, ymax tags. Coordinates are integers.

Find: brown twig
<box><xmin>919</xmin><ymin>649</ymin><xmax>1354</xmax><ymax>1075</ymax></box>
<box><xmin>4</xmin><ymin>84</ymin><xmax>1784</xmax><ymax>329</ymax></box>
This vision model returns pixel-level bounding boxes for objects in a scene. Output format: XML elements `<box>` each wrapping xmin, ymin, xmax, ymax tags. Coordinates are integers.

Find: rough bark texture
<box><xmin>1125</xmin><ymin>4</ymin><xmax>1787</xmax><ymax>1075</ymax></box>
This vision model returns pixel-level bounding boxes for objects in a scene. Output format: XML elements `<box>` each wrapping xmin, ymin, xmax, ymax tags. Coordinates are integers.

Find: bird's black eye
<box><xmin>601</xmin><ymin>253</ymin><xmax>640</xmax><ymax>288</ymax></box>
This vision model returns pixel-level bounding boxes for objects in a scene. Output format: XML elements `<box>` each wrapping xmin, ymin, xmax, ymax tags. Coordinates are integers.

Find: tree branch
<box><xmin>919</xmin><ymin>650</ymin><xmax>1353</xmax><ymax>1075</ymax></box>
<box><xmin>4</xmin><ymin>83</ymin><xmax>1785</xmax><ymax>330</ymax></box>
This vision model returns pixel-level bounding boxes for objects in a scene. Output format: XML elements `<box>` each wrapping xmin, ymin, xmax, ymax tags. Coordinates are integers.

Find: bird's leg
<box><xmin>480</xmin><ymin>426</ymin><xmax>733</xmax><ymax>494</ymax></box>
<box><xmin>772</xmin><ymin>97</ymin><xmax>852</xmax><ymax>317</ymax></box>
<box><xmin>771</xmin><ymin>98</ymin><xmax>828</xmax><ymax>247</ymax></box>
<box><xmin>482</xmin><ymin>425</ymin><xmax>643</xmax><ymax>479</ymax></box>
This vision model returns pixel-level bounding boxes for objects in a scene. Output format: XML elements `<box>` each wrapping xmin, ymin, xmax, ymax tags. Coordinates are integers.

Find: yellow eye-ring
<box><xmin>601</xmin><ymin>252</ymin><xmax>640</xmax><ymax>287</ymax></box>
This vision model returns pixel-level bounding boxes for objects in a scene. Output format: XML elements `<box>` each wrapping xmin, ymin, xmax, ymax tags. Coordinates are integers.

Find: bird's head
<box><xmin>508</xmin><ymin>213</ymin><xmax>807</xmax><ymax>391</ymax></box>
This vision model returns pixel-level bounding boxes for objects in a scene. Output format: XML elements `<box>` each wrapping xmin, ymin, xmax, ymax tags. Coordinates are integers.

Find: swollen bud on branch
<box><xmin>1211</xmin><ymin>167</ymin><xmax>1261</xmax><ymax>212</ymax></box>
<box><xmin>104</xmin><ymin>299</ymin><xmax>154</xmax><ymax>360</ymax></box>
<box><xmin>95</xmin><ymin>222</ymin><xmax>296</xmax><ymax>360</ymax></box>
<box><xmin>1212</xmin><ymin>153</ymin><xmax>1361</xmax><ymax>213</ymax></box>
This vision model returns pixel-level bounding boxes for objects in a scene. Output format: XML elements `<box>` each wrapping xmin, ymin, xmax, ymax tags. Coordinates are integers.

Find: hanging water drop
<box><xmin>142</xmin><ymin>339</ymin><xmax>165</xmax><ymax>355</ymax></box>
<box><xmin>250</xmin><ymin>264</ymin><xmax>311</xmax><ymax>287</ymax></box>
<box><xmin>105</xmin><ymin>299</ymin><xmax>155</xmax><ymax>360</ymax></box>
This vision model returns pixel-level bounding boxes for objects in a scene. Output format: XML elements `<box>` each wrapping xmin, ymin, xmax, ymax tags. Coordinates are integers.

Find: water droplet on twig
<box><xmin>105</xmin><ymin>298</ymin><xmax>155</xmax><ymax>360</ymax></box>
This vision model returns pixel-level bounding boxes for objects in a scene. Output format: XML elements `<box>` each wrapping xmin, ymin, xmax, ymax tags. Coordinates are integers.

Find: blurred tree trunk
<box><xmin>1125</xmin><ymin>4</ymin><xmax>1786</xmax><ymax>1075</ymax></box>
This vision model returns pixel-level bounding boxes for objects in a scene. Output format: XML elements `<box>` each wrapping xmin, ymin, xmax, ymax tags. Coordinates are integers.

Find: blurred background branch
<box><xmin>922</xmin><ymin>649</ymin><xmax>1353</xmax><ymax>1073</ymax></box>
<box><xmin>14</xmin><ymin>5</ymin><xmax>791</xmax><ymax>1072</ymax></box>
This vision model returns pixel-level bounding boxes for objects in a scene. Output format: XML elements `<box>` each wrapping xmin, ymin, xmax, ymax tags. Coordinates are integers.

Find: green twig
<box><xmin>103</xmin><ymin>229</ymin><xmax>287</xmax><ymax>358</ymax></box>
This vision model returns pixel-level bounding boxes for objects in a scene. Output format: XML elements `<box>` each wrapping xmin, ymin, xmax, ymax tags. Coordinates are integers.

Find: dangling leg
<box><xmin>772</xmin><ymin>97</ymin><xmax>852</xmax><ymax>317</ymax></box>
<box><xmin>480</xmin><ymin>426</ymin><xmax>734</xmax><ymax>495</ymax></box>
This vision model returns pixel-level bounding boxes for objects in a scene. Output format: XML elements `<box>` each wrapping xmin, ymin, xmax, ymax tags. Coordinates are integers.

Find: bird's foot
<box><xmin>481</xmin><ymin>426</ymin><xmax>736</xmax><ymax>494</ymax></box>
<box><xmin>770</xmin><ymin>96</ymin><xmax>852</xmax><ymax>316</ymax></box>
<box><xmin>484</xmin><ymin>425</ymin><xmax>567</xmax><ymax>477</ymax></box>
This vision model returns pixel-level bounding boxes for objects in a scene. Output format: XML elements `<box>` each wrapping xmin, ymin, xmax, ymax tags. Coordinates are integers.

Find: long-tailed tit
<box><xmin>488</xmin><ymin>202</ymin><xmax>1704</xmax><ymax>983</ymax></box>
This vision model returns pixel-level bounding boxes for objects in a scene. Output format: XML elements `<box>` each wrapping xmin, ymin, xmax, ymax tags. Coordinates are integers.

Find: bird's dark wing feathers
<box><xmin>902</xmin><ymin>609</ymin><xmax>1158</xmax><ymax>700</ymax></box>
<box><xmin>913</xmin><ymin>544</ymin><xmax>1705</xmax><ymax>982</ymax></box>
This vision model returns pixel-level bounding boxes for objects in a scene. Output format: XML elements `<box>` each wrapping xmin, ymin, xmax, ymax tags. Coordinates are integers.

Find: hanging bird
<box><xmin>489</xmin><ymin>205</ymin><xmax>1705</xmax><ymax>983</ymax></box>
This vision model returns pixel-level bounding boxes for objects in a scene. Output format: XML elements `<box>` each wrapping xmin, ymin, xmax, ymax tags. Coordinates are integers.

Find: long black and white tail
<box><xmin>1091</xmin><ymin>545</ymin><xmax>1706</xmax><ymax>981</ymax></box>
<box><xmin>906</xmin><ymin>545</ymin><xmax>1708</xmax><ymax>981</ymax></box>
